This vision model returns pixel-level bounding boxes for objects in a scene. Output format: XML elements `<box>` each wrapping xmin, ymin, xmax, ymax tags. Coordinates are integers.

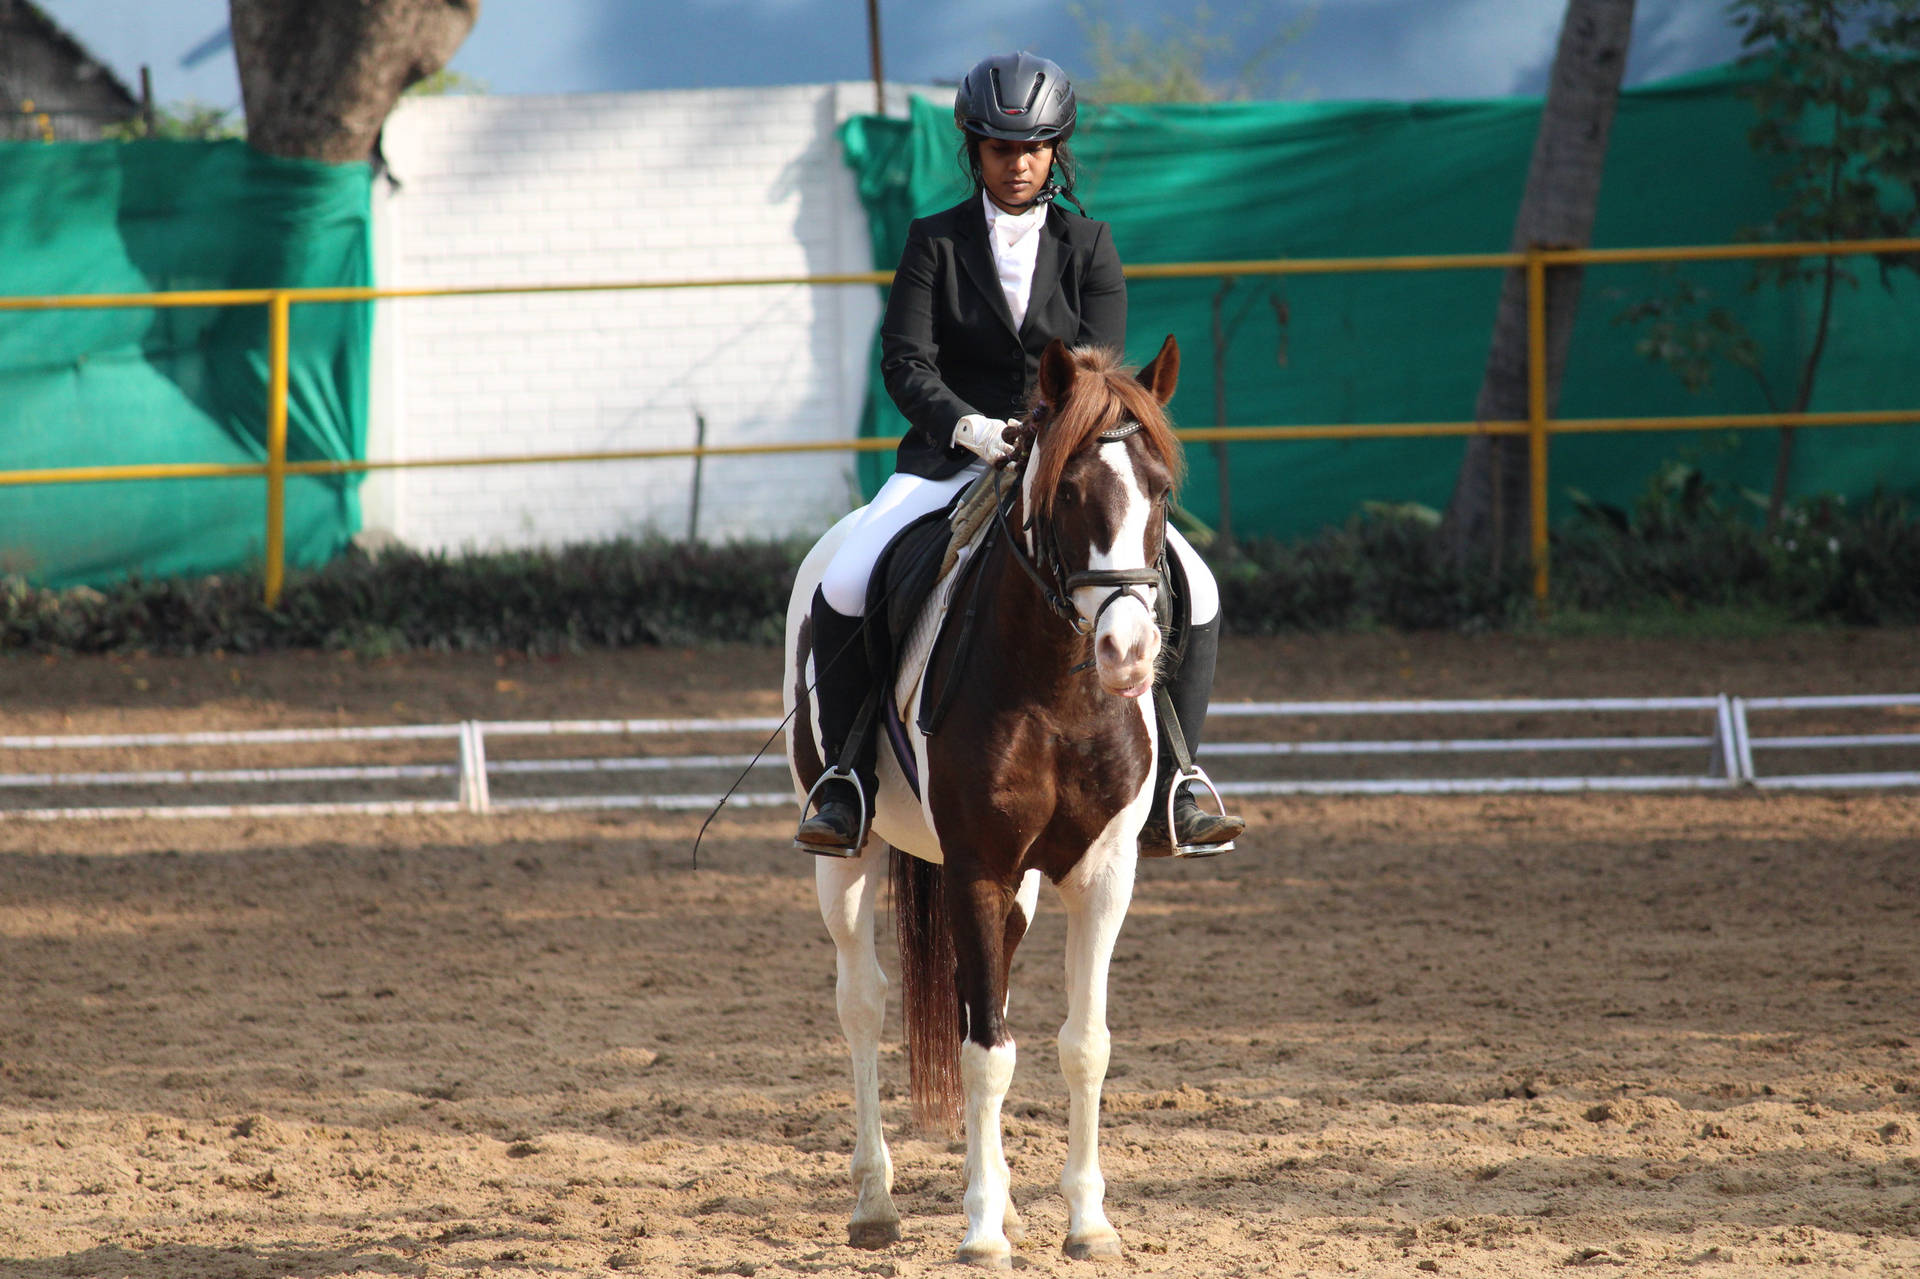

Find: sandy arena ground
<box><xmin>0</xmin><ymin>632</ymin><xmax>1916</xmax><ymax>1277</ymax></box>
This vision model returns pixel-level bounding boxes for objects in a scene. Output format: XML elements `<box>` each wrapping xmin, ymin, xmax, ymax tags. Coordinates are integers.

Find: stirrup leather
<box><xmin>794</xmin><ymin>765</ymin><xmax>870</xmax><ymax>858</ymax></box>
<box><xmin>1166</xmin><ymin>764</ymin><xmax>1236</xmax><ymax>859</ymax></box>
<box><xmin>1150</xmin><ymin>678</ymin><xmax>1237</xmax><ymax>858</ymax></box>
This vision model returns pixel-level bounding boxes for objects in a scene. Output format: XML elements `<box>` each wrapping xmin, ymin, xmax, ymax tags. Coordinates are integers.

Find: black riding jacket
<box><xmin>879</xmin><ymin>196</ymin><xmax>1127</xmax><ymax>479</ymax></box>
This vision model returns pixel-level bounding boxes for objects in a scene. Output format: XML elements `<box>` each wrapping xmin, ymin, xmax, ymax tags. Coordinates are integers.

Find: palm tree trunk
<box><xmin>230</xmin><ymin>0</ymin><xmax>479</xmax><ymax>163</ymax></box>
<box><xmin>1443</xmin><ymin>0</ymin><xmax>1637</xmax><ymax>565</ymax></box>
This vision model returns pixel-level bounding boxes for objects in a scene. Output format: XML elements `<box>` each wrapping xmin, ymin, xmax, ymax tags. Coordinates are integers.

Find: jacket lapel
<box><xmin>1019</xmin><ymin>207</ymin><xmax>1066</xmax><ymax>342</ymax></box>
<box><xmin>953</xmin><ymin>195</ymin><xmax>1021</xmax><ymax>341</ymax></box>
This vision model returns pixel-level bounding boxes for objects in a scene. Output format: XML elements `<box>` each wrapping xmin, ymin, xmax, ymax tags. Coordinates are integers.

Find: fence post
<box><xmin>1711</xmin><ymin>693</ymin><xmax>1740</xmax><ymax>784</ymax></box>
<box><xmin>1730</xmin><ymin>697</ymin><xmax>1756</xmax><ymax>786</ymax></box>
<box><xmin>264</xmin><ymin>292</ymin><xmax>290</xmax><ymax>608</ymax></box>
<box><xmin>458</xmin><ymin>720</ymin><xmax>493</xmax><ymax>814</ymax></box>
<box><xmin>1525</xmin><ymin>248</ymin><xmax>1550</xmax><ymax>611</ymax></box>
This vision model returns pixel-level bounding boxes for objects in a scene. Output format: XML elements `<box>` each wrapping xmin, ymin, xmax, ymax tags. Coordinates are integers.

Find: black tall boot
<box><xmin>794</xmin><ymin>588</ymin><xmax>881</xmax><ymax>856</ymax></box>
<box><xmin>1141</xmin><ymin>617</ymin><xmax>1246</xmax><ymax>858</ymax></box>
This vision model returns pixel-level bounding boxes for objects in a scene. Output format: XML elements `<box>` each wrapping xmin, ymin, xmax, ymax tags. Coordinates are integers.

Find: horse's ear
<box><xmin>1136</xmin><ymin>335</ymin><xmax>1180</xmax><ymax>405</ymax></box>
<box><xmin>1037</xmin><ymin>338</ymin><xmax>1077</xmax><ymax>411</ymax></box>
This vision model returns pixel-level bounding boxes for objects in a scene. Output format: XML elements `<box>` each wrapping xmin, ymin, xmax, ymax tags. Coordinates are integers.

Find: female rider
<box><xmin>795</xmin><ymin>51</ymin><xmax>1244</xmax><ymax>859</ymax></box>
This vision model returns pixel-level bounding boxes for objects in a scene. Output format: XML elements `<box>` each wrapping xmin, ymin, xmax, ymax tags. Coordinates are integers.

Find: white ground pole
<box><xmin>1</xmin><ymin>699</ymin><xmax>1915</xmax><ymax>821</ymax></box>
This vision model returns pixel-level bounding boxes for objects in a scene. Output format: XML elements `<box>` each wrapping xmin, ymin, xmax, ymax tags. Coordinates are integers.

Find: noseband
<box><xmin>993</xmin><ymin>420</ymin><xmax>1167</xmax><ymax>645</ymax></box>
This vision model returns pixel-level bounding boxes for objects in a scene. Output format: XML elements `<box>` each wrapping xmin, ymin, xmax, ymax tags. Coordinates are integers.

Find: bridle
<box><xmin>992</xmin><ymin>415</ymin><xmax>1168</xmax><ymax>646</ymax></box>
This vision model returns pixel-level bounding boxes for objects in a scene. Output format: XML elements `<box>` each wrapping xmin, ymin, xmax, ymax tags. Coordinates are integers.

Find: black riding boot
<box><xmin>1141</xmin><ymin>617</ymin><xmax>1246</xmax><ymax>857</ymax></box>
<box><xmin>794</xmin><ymin>588</ymin><xmax>880</xmax><ymax>857</ymax></box>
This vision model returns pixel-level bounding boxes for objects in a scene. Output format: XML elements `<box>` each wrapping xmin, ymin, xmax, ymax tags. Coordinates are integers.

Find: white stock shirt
<box><xmin>982</xmin><ymin>190</ymin><xmax>1047</xmax><ymax>330</ymax></box>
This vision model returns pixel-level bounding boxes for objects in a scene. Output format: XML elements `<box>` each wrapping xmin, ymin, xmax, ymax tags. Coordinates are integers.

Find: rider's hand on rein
<box><xmin>994</xmin><ymin>419</ymin><xmax>1038</xmax><ymax>471</ymax></box>
<box><xmin>954</xmin><ymin>413</ymin><xmax>1019</xmax><ymax>466</ymax></box>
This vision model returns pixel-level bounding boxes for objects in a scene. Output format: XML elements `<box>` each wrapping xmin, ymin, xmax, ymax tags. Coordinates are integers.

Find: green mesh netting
<box><xmin>839</xmin><ymin>64</ymin><xmax>1920</xmax><ymax>538</ymax></box>
<box><xmin>0</xmin><ymin>139</ymin><xmax>371</xmax><ymax>588</ymax></box>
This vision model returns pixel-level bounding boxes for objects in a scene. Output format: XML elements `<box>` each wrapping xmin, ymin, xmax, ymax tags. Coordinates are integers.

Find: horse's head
<box><xmin>1022</xmin><ymin>336</ymin><xmax>1183</xmax><ymax>699</ymax></box>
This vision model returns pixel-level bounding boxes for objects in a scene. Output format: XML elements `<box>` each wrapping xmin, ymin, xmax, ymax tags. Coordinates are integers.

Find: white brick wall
<box><xmin>367</xmin><ymin>82</ymin><xmax>926</xmax><ymax>553</ymax></box>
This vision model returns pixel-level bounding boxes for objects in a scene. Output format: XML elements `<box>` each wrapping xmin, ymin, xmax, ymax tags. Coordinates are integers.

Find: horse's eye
<box><xmin>1058</xmin><ymin>485</ymin><xmax>1078</xmax><ymax>506</ymax></box>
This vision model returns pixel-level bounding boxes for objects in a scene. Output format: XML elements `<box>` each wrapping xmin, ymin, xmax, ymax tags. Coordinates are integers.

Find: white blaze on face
<box><xmin>1079</xmin><ymin>441</ymin><xmax>1161</xmax><ymax>699</ymax></box>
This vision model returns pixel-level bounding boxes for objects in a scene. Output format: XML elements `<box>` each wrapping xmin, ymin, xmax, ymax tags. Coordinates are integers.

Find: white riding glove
<box><xmin>952</xmin><ymin>414</ymin><xmax>1017</xmax><ymax>465</ymax></box>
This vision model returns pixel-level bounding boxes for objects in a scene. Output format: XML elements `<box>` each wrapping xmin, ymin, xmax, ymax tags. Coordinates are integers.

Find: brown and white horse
<box><xmin>784</xmin><ymin>337</ymin><xmax>1184</xmax><ymax>1267</ymax></box>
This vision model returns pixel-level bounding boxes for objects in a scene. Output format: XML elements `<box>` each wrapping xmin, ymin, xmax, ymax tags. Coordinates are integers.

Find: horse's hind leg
<box><xmin>1055</xmin><ymin>854</ymin><xmax>1137</xmax><ymax>1260</ymax></box>
<box><xmin>816</xmin><ymin>845</ymin><xmax>900</xmax><ymax>1249</ymax></box>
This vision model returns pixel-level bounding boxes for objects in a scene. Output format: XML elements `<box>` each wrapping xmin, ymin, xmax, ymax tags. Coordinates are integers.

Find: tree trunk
<box><xmin>1768</xmin><ymin>138</ymin><xmax>1847</xmax><ymax>530</ymax></box>
<box><xmin>231</xmin><ymin>0</ymin><xmax>479</xmax><ymax>163</ymax></box>
<box><xmin>1442</xmin><ymin>0</ymin><xmax>1636</xmax><ymax>565</ymax></box>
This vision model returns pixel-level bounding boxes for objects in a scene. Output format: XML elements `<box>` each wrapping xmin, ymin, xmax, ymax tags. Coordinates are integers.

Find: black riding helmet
<box><xmin>954</xmin><ymin>52</ymin><xmax>1077</xmax><ymax>144</ymax></box>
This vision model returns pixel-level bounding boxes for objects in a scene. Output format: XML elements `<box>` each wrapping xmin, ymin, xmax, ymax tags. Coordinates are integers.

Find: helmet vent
<box><xmin>990</xmin><ymin>67</ymin><xmax>1044</xmax><ymax>116</ymax></box>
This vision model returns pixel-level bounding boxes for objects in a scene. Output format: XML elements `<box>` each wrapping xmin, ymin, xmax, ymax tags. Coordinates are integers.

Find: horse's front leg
<box><xmin>815</xmin><ymin>845</ymin><xmax>899</xmax><ymax>1249</ymax></box>
<box><xmin>996</xmin><ymin>867</ymin><xmax>1044</xmax><ymax>1248</ymax></box>
<box><xmin>1055</xmin><ymin>850</ymin><xmax>1137</xmax><ymax>1260</ymax></box>
<box><xmin>950</xmin><ymin>872</ymin><xmax>1021</xmax><ymax>1269</ymax></box>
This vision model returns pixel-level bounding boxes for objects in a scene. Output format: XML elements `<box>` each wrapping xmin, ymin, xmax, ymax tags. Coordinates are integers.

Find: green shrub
<box><xmin>0</xmin><ymin>539</ymin><xmax>802</xmax><ymax>656</ymax></box>
<box><xmin>1222</xmin><ymin>506</ymin><xmax>1527</xmax><ymax>634</ymax></box>
<box><xmin>1551</xmin><ymin>465</ymin><xmax>1920</xmax><ymax>626</ymax></box>
<box><xmin>1786</xmin><ymin>490</ymin><xmax>1920</xmax><ymax>625</ymax></box>
<box><xmin>1</xmin><ymin>475</ymin><xmax>1914</xmax><ymax>654</ymax></box>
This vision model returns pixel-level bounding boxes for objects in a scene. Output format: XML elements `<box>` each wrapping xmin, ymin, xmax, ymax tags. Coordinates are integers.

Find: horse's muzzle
<box><xmin>1094</xmin><ymin>609</ymin><xmax>1161</xmax><ymax>698</ymax></box>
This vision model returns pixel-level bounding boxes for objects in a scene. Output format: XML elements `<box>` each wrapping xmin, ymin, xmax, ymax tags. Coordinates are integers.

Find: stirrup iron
<box><xmin>794</xmin><ymin>765</ymin><xmax>870</xmax><ymax>858</ymax></box>
<box><xmin>1167</xmin><ymin>764</ymin><xmax>1236</xmax><ymax>859</ymax></box>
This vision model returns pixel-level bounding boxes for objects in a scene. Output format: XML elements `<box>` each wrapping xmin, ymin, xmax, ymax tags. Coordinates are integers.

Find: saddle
<box><xmin>849</xmin><ymin>478</ymin><xmax>1000</xmax><ymax>799</ymax></box>
<box><xmin>864</xmin><ymin>517</ymin><xmax>950</xmax><ymax>673</ymax></box>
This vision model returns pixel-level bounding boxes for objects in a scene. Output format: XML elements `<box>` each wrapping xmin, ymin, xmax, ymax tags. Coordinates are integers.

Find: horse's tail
<box><xmin>891</xmin><ymin>846</ymin><xmax>961</xmax><ymax>1137</ymax></box>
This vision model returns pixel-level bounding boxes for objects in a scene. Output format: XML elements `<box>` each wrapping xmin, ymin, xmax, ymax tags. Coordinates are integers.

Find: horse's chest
<box><xmin>1050</xmin><ymin>720</ymin><xmax>1136</xmax><ymax>776</ymax></box>
<box><xmin>1048</xmin><ymin>712</ymin><xmax>1153</xmax><ymax>805</ymax></box>
<box><xmin>929</xmin><ymin>698</ymin><xmax>1151</xmax><ymax>844</ymax></box>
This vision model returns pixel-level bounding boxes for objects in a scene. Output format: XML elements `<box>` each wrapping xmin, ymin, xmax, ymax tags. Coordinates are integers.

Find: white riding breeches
<box><xmin>1170</xmin><ymin>526</ymin><xmax>1218</xmax><ymax>626</ymax></box>
<box><xmin>819</xmin><ymin>464</ymin><xmax>1220</xmax><ymax>629</ymax></box>
<box><xmin>820</xmin><ymin>466</ymin><xmax>988</xmax><ymax>617</ymax></box>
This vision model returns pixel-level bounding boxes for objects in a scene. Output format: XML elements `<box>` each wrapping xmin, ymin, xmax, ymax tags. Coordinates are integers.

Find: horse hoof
<box><xmin>955</xmin><ymin>1241</ymin><xmax>1014</xmax><ymax>1270</ymax></box>
<box><xmin>847</xmin><ymin>1218</ymin><xmax>900</xmax><ymax>1250</ymax></box>
<box><xmin>1063</xmin><ymin>1230</ymin><xmax>1124</xmax><ymax>1261</ymax></box>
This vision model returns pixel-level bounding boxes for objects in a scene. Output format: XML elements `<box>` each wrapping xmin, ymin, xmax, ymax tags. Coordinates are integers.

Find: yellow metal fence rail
<box><xmin>3</xmin><ymin>236</ymin><xmax>1918</xmax><ymax>607</ymax></box>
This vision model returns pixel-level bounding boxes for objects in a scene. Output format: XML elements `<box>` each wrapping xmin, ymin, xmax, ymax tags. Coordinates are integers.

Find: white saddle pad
<box><xmin>891</xmin><ymin>482</ymin><xmax>998</xmax><ymax>723</ymax></box>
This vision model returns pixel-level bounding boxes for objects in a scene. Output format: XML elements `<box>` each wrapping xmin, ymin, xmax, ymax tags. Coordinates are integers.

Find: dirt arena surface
<box><xmin>1</xmin><ymin>632</ymin><xmax>1916</xmax><ymax>1277</ymax></box>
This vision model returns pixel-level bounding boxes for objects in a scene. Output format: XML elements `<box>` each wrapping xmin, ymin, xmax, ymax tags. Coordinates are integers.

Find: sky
<box><xmin>41</xmin><ymin>0</ymin><xmax>1749</xmax><ymax>117</ymax></box>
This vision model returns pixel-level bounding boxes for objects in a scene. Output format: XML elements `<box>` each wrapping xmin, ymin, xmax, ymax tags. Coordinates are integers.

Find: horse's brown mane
<box><xmin>1025</xmin><ymin>346</ymin><xmax>1184</xmax><ymax>523</ymax></box>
